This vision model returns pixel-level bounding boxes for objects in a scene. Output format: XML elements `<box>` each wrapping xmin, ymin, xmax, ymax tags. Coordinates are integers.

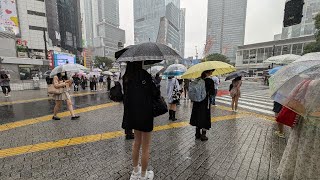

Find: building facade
<box><xmin>93</xmin><ymin>0</ymin><xmax>125</xmax><ymax>58</ymax></box>
<box><xmin>133</xmin><ymin>0</ymin><xmax>185</xmax><ymax>56</ymax></box>
<box><xmin>205</xmin><ymin>0</ymin><xmax>247</xmax><ymax>63</ymax></box>
<box><xmin>282</xmin><ymin>0</ymin><xmax>320</xmax><ymax>39</ymax></box>
<box><xmin>16</xmin><ymin>0</ymin><xmax>49</xmax><ymax>58</ymax></box>
<box><xmin>235</xmin><ymin>35</ymin><xmax>315</xmax><ymax>70</ymax></box>
<box><xmin>179</xmin><ymin>8</ymin><xmax>186</xmax><ymax>58</ymax></box>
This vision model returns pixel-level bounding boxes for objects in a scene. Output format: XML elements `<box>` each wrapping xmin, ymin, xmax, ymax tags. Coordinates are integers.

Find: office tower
<box><xmin>205</xmin><ymin>0</ymin><xmax>247</xmax><ymax>63</ymax></box>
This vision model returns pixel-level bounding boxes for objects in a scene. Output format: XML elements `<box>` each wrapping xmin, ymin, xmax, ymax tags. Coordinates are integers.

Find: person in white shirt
<box><xmin>211</xmin><ymin>76</ymin><xmax>220</xmax><ymax>106</ymax></box>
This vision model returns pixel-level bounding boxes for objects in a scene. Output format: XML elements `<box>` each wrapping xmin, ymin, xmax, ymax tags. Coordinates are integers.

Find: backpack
<box><xmin>188</xmin><ymin>78</ymin><xmax>206</xmax><ymax>102</ymax></box>
<box><xmin>229</xmin><ymin>83</ymin><xmax>233</xmax><ymax>91</ymax></box>
<box><xmin>109</xmin><ymin>82</ymin><xmax>123</xmax><ymax>102</ymax></box>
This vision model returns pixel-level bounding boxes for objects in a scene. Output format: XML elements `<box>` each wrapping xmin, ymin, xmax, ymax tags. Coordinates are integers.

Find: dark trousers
<box><xmin>74</xmin><ymin>84</ymin><xmax>79</xmax><ymax>91</ymax></box>
<box><xmin>90</xmin><ymin>82</ymin><xmax>96</xmax><ymax>90</ymax></box>
<box><xmin>1</xmin><ymin>86</ymin><xmax>11</xmax><ymax>94</ymax></box>
<box><xmin>107</xmin><ymin>82</ymin><xmax>111</xmax><ymax>91</ymax></box>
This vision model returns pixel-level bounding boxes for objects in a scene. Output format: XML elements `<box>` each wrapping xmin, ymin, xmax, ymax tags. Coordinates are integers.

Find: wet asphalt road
<box><xmin>0</xmin><ymin>92</ymin><xmax>111</xmax><ymax>124</ymax></box>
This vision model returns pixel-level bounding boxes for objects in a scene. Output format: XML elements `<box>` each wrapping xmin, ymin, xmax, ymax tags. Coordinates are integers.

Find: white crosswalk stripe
<box><xmin>216</xmin><ymin>89</ymin><xmax>275</xmax><ymax>116</ymax></box>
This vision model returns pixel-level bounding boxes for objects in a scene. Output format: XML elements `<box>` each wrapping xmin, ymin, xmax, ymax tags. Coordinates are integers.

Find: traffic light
<box><xmin>283</xmin><ymin>0</ymin><xmax>304</xmax><ymax>27</ymax></box>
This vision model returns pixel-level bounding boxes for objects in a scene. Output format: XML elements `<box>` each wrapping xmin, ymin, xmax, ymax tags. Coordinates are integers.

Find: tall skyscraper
<box><xmin>81</xmin><ymin>0</ymin><xmax>125</xmax><ymax>58</ymax></box>
<box><xmin>46</xmin><ymin>0</ymin><xmax>83</xmax><ymax>56</ymax></box>
<box><xmin>133</xmin><ymin>0</ymin><xmax>185</xmax><ymax>57</ymax></box>
<box><xmin>179</xmin><ymin>8</ymin><xmax>186</xmax><ymax>58</ymax></box>
<box><xmin>205</xmin><ymin>0</ymin><xmax>247</xmax><ymax>63</ymax></box>
<box><xmin>282</xmin><ymin>0</ymin><xmax>320</xmax><ymax>39</ymax></box>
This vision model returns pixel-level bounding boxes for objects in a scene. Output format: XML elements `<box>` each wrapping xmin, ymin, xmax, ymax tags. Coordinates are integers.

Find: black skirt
<box><xmin>190</xmin><ymin>97</ymin><xmax>211</xmax><ymax>129</ymax></box>
<box><xmin>273</xmin><ymin>101</ymin><xmax>283</xmax><ymax>113</ymax></box>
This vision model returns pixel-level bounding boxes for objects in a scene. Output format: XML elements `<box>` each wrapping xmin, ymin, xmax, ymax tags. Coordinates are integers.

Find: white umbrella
<box><xmin>50</xmin><ymin>64</ymin><xmax>88</xmax><ymax>77</ymax></box>
<box><xmin>102</xmin><ymin>71</ymin><xmax>113</xmax><ymax>76</ymax></box>
<box><xmin>89</xmin><ymin>72</ymin><xmax>100</xmax><ymax>77</ymax></box>
<box><xmin>92</xmin><ymin>68</ymin><xmax>102</xmax><ymax>72</ymax></box>
<box><xmin>294</xmin><ymin>52</ymin><xmax>320</xmax><ymax>62</ymax></box>
<box><xmin>264</xmin><ymin>54</ymin><xmax>301</xmax><ymax>65</ymax></box>
<box><xmin>147</xmin><ymin>66</ymin><xmax>164</xmax><ymax>76</ymax></box>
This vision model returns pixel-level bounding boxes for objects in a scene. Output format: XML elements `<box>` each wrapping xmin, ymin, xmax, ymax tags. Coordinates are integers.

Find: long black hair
<box><xmin>201</xmin><ymin>69</ymin><xmax>215</xmax><ymax>79</ymax></box>
<box><xmin>123</xmin><ymin>61</ymin><xmax>143</xmax><ymax>83</ymax></box>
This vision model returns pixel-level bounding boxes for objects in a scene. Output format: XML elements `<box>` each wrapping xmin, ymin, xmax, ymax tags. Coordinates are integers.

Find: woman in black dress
<box><xmin>190</xmin><ymin>69</ymin><xmax>215</xmax><ymax>141</ymax></box>
<box><xmin>123</xmin><ymin>61</ymin><xmax>159</xmax><ymax>180</ymax></box>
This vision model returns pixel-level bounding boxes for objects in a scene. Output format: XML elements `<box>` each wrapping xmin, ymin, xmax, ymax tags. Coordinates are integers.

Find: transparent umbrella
<box><xmin>271</xmin><ymin>64</ymin><xmax>320</xmax><ymax>117</ymax></box>
<box><xmin>264</xmin><ymin>54</ymin><xmax>301</xmax><ymax>65</ymax></box>
<box><xmin>50</xmin><ymin>64</ymin><xmax>88</xmax><ymax>77</ymax></box>
<box><xmin>163</xmin><ymin>64</ymin><xmax>187</xmax><ymax>76</ymax></box>
<box><xmin>146</xmin><ymin>66</ymin><xmax>164</xmax><ymax>76</ymax></box>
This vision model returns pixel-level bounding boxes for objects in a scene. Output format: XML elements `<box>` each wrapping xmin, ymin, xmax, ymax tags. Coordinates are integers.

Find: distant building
<box><xmin>205</xmin><ymin>0</ymin><xmax>247</xmax><ymax>63</ymax></box>
<box><xmin>236</xmin><ymin>35</ymin><xmax>315</xmax><ymax>70</ymax></box>
<box><xmin>179</xmin><ymin>8</ymin><xmax>186</xmax><ymax>58</ymax></box>
<box><xmin>17</xmin><ymin>0</ymin><xmax>49</xmax><ymax>58</ymax></box>
<box><xmin>133</xmin><ymin>0</ymin><xmax>185</xmax><ymax>57</ymax></box>
<box><xmin>281</xmin><ymin>0</ymin><xmax>320</xmax><ymax>39</ymax></box>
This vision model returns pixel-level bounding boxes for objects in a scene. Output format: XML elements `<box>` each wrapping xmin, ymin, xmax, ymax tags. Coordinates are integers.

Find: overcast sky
<box><xmin>119</xmin><ymin>0</ymin><xmax>286</xmax><ymax>58</ymax></box>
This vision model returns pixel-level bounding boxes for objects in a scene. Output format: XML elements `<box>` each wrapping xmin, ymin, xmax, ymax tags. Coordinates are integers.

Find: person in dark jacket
<box><xmin>190</xmin><ymin>69</ymin><xmax>215</xmax><ymax>141</ymax></box>
<box><xmin>107</xmin><ymin>76</ymin><xmax>111</xmax><ymax>91</ymax></box>
<box><xmin>72</xmin><ymin>74</ymin><xmax>80</xmax><ymax>91</ymax></box>
<box><xmin>123</xmin><ymin>61</ymin><xmax>159</xmax><ymax>180</ymax></box>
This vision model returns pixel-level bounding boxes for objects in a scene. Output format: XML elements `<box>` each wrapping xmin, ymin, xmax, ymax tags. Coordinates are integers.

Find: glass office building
<box><xmin>206</xmin><ymin>0</ymin><xmax>247</xmax><ymax>63</ymax></box>
<box><xmin>282</xmin><ymin>0</ymin><xmax>320</xmax><ymax>39</ymax></box>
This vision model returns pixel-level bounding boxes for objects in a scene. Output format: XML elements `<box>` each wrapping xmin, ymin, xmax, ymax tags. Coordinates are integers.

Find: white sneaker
<box><xmin>129</xmin><ymin>167</ymin><xmax>141</xmax><ymax>180</ymax></box>
<box><xmin>140</xmin><ymin>170</ymin><xmax>154</xmax><ymax>180</ymax></box>
<box><xmin>5</xmin><ymin>95</ymin><xmax>8</xmax><ymax>98</ymax></box>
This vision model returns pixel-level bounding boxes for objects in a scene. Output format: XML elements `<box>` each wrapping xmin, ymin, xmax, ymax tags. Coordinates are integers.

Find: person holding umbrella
<box><xmin>229</xmin><ymin>76</ymin><xmax>242</xmax><ymax>112</ymax></box>
<box><xmin>190</xmin><ymin>69</ymin><xmax>215</xmax><ymax>141</ymax></box>
<box><xmin>0</xmin><ymin>74</ymin><xmax>11</xmax><ymax>97</ymax></box>
<box><xmin>116</xmin><ymin>42</ymin><xmax>181</xmax><ymax>180</ymax></box>
<box><xmin>167</xmin><ymin>76</ymin><xmax>180</xmax><ymax>121</ymax></box>
<box><xmin>52</xmin><ymin>72</ymin><xmax>80</xmax><ymax>120</ymax></box>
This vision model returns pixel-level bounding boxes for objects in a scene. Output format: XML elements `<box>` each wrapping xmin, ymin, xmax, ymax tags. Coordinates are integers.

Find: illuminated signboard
<box><xmin>0</xmin><ymin>0</ymin><xmax>20</xmax><ymax>36</ymax></box>
<box><xmin>53</xmin><ymin>51</ymin><xmax>76</xmax><ymax>67</ymax></box>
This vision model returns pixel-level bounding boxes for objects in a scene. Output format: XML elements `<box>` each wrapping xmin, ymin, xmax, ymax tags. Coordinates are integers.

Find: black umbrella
<box><xmin>225</xmin><ymin>70</ymin><xmax>248</xmax><ymax>81</ymax></box>
<box><xmin>115</xmin><ymin>42</ymin><xmax>182</xmax><ymax>65</ymax></box>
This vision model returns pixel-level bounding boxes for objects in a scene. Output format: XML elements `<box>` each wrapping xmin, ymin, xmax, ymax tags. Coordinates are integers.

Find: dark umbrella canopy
<box><xmin>116</xmin><ymin>42</ymin><xmax>182</xmax><ymax>65</ymax></box>
<box><xmin>225</xmin><ymin>70</ymin><xmax>248</xmax><ymax>81</ymax></box>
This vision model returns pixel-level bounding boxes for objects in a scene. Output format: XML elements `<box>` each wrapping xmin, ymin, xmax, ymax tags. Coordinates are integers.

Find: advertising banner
<box><xmin>0</xmin><ymin>0</ymin><xmax>20</xmax><ymax>36</ymax></box>
<box><xmin>53</xmin><ymin>51</ymin><xmax>76</xmax><ymax>67</ymax></box>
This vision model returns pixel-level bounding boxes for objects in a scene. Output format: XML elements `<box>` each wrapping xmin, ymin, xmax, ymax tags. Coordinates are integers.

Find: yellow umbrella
<box><xmin>181</xmin><ymin>61</ymin><xmax>236</xmax><ymax>79</ymax></box>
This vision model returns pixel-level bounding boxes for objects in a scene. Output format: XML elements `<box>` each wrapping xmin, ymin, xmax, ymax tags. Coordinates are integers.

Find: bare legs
<box><xmin>275</xmin><ymin>112</ymin><xmax>285</xmax><ymax>138</ymax></box>
<box><xmin>231</xmin><ymin>96</ymin><xmax>240</xmax><ymax>112</ymax></box>
<box><xmin>132</xmin><ymin>130</ymin><xmax>152</xmax><ymax>174</ymax></box>
<box><xmin>169</xmin><ymin>104</ymin><xmax>176</xmax><ymax>111</ymax></box>
<box><xmin>54</xmin><ymin>99</ymin><xmax>76</xmax><ymax>117</ymax></box>
<box><xmin>54</xmin><ymin>100</ymin><xmax>62</xmax><ymax>116</ymax></box>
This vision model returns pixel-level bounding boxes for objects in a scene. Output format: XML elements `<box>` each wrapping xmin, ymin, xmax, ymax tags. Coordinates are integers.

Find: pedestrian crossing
<box><xmin>216</xmin><ymin>89</ymin><xmax>275</xmax><ymax>116</ymax></box>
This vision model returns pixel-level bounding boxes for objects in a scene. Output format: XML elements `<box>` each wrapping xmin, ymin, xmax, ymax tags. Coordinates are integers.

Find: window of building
<box><xmin>29</xmin><ymin>26</ymin><xmax>47</xmax><ymax>31</ymax></box>
<box><xmin>243</xmin><ymin>50</ymin><xmax>249</xmax><ymax>60</ymax></box>
<box><xmin>19</xmin><ymin>65</ymin><xmax>39</xmax><ymax>80</ymax></box>
<box><xmin>27</xmin><ymin>10</ymin><xmax>46</xmax><ymax>17</ymax></box>
<box><xmin>282</xmin><ymin>45</ymin><xmax>291</xmax><ymax>55</ymax></box>
<box><xmin>274</xmin><ymin>46</ymin><xmax>282</xmax><ymax>56</ymax></box>
<box><xmin>264</xmin><ymin>47</ymin><xmax>273</xmax><ymax>59</ymax></box>
<box><xmin>243</xmin><ymin>60</ymin><xmax>248</xmax><ymax>64</ymax></box>
<box><xmin>292</xmin><ymin>43</ymin><xmax>303</xmax><ymax>55</ymax></box>
<box><xmin>257</xmin><ymin>48</ymin><xmax>264</xmax><ymax>63</ymax></box>
<box><xmin>249</xmin><ymin>49</ymin><xmax>256</xmax><ymax>58</ymax></box>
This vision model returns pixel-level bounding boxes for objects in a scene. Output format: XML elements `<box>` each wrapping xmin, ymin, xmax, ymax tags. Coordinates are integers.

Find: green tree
<box><xmin>94</xmin><ymin>56</ymin><xmax>114</xmax><ymax>70</ymax></box>
<box><xmin>203</xmin><ymin>53</ymin><xmax>230</xmax><ymax>63</ymax></box>
<box><xmin>303</xmin><ymin>13</ymin><xmax>320</xmax><ymax>54</ymax></box>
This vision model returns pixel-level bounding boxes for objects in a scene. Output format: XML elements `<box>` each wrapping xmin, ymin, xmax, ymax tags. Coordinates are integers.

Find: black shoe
<box><xmin>195</xmin><ymin>128</ymin><xmax>201</xmax><ymax>139</ymax></box>
<box><xmin>172</xmin><ymin>111</ymin><xmax>177</xmax><ymax>121</ymax></box>
<box><xmin>168</xmin><ymin>110</ymin><xmax>173</xmax><ymax>120</ymax></box>
<box><xmin>201</xmin><ymin>130</ymin><xmax>208</xmax><ymax>141</ymax></box>
<box><xmin>125</xmin><ymin>134</ymin><xmax>134</xmax><ymax>140</ymax></box>
<box><xmin>52</xmin><ymin>116</ymin><xmax>61</xmax><ymax>120</ymax></box>
<box><xmin>71</xmin><ymin>115</ymin><xmax>80</xmax><ymax>120</ymax></box>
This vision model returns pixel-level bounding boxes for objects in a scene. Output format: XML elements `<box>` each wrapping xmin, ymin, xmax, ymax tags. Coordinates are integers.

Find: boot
<box><xmin>172</xmin><ymin>111</ymin><xmax>177</xmax><ymax>121</ymax></box>
<box><xmin>125</xmin><ymin>129</ymin><xmax>134</xmax><ymax>140</ymax></box>
<box><xmin>201</xmin><ymin>130</ymin><xmax>208</xmax><ymax>141</ymax></box>
<box><xmin>195</xmin><ymin>127</ymin><xmax>201</xmax><ymax>139</ymax></box>
<box><xmin>169</xmin><ymin>110</ymin><xmax>173</xmax><ymax>120</ymax></box>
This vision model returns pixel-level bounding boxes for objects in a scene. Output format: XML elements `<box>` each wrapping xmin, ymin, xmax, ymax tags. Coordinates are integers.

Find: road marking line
<box><xmin>0</xmin><ymin>102</ymin><xmax>119</xmax><ymax>132</ymax></box>
<box><xmin>0</xmin><ymin>114</ymin><xmax>254</xmax><ymax>158</ymax></box>
<box><xmin>215</xmin><ymin>105</ymin><xmax>275</xmax><ymax>121</ymax></box>
<box><xmin>0</xmin><ymin>92</ymin><xmax>98</xmax><ymax>106</ymax></box>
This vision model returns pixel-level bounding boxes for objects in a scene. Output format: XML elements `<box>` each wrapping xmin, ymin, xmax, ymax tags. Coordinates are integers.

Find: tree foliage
<box><xmin>94</xmin><ymin>56</ymin><xmax>114</xmax><ymax>70</ymax></box>
<box><xmin>303</xmin><ymin>13</ymin><xmax>320</xmax><ymax>54</ymax></box>
<box><xmin>203</xmin><ymin>53</ymin><xmax>230</xmax><ymax>63</ymax></box>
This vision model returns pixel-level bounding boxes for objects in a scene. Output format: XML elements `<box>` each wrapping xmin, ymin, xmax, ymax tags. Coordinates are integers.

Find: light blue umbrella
<box><xmin>163</xmin><ymin>64</ymin><xmax>187</xmax><ymax>76</ymax></box>
<box><xmin>269</xmin><ymin>66</ymin><xmax>283</xmax><ymax>75</ymax></box>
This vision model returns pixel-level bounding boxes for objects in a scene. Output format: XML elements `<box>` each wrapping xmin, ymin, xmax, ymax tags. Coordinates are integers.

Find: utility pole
<box><xmin>43</xmin><ymin>29</ymin><xmax>48</xmax><ymax>60</ymax></box>
<box><xmin>195</xmin><ymin>46</ymin><xmax>198</xmax><ymax>60</ymax></box>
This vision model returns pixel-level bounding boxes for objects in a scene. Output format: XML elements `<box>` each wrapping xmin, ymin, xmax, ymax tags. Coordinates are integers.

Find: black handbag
<box><xmin>153</xmin><ymin>96</ymin><xmax>168</xmax><ymax>117</ymax></box>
